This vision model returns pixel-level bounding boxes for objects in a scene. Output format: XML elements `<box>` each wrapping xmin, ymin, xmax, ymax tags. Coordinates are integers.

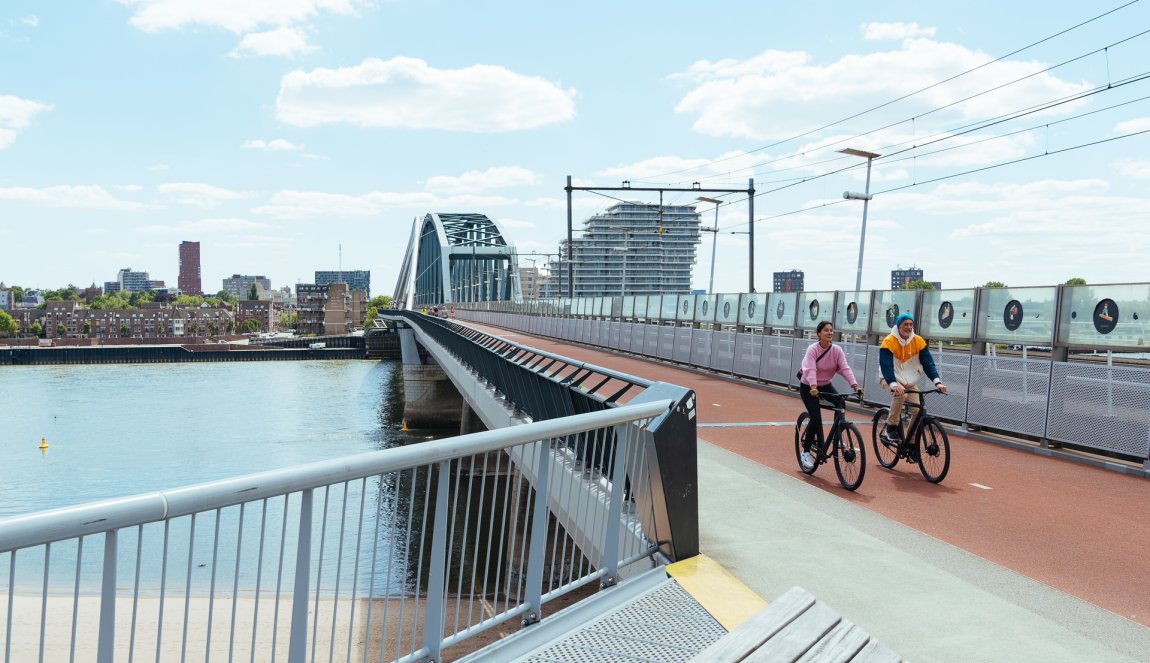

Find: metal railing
<box><xmin>0</xmin><ymin>400</ymin><xmax>677</xmax><ymax>663</ymax></box>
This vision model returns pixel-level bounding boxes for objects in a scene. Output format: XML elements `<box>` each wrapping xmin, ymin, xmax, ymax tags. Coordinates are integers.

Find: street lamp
<box><xmin>697</xmin><ymin>197</ymin><xmax>722</xmax><ymax>294</ymax></box>
<box><xmin>839</xmin><ymin>148</ymin><xmax>880</xmax><ymax>292</ymax></box>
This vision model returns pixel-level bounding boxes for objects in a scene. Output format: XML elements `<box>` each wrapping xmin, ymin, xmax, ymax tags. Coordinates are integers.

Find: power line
<box><xmin>636</xmin><ymin>1</ymin><xmax>1144</xmax><ymax>183</ymax></box>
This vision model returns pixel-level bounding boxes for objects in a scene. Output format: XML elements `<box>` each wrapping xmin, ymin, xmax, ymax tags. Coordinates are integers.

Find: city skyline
<box><xmin>2</xmin><ymin>2</ymin><xmax>1149</xmax><ymax>295</ymax></box>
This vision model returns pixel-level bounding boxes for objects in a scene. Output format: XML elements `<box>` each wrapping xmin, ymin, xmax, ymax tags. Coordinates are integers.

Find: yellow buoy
<box><xmin>401</xmin><ymin>420</ymin><xmax>409</xmax><ymax>432</ymax></box>
<box><xmin>39</xmin><ymin>437</ymin><xmax>49</xmax><ymax>450</ymax></box>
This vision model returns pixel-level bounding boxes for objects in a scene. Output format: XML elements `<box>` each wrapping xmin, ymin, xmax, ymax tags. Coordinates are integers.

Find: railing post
<box><xmin>287</xmin><ymin>489</ymin><xmax>313</xmax><ymax>663</ymax></box>
<box><xmin>96</xmin><ymin>530</ymin><xmax>117</xmax><ymax>663</ymax></box>
<box><xmin>522</xmin><ymin>439</ymin><xmax>553</xmax><ymax>625</ymax></box>
<box><xmin>422</xmin><ymin>460</ymin><xmax>452</xmax><ymax>662</ymax></box>
<box><xmin>601</xmin><ymin>424</ymin><xmax>632</xmax><ymax>586</ymax></box>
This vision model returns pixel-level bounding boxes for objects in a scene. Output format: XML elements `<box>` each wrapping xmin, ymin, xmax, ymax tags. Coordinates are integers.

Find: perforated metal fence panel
<box><xmin>673</xmin><ymin>327</ymin><xmax>694</xmax><ymax>363</ymax></box>
<box><xmin>1047</xmin><ymin>362</ymin><xmax>1150</xmax><ymax>457</ymax></box>
<box><xmin>643</xmin><ymin>324</ymin><xmax>660</xmax><ymax>356</ymax></box>
<box><xmin>691</xmin><ymin>329</ymin><xmax>713</xmax><ymax>367</ymax></box>
<box><xmin>658</xmin><ymin>325</ymin><xmax>677</xmax><ymax>360</ymax></box>
<box><xmin>864</xmin><ymin>345</ymin><xmax>892</xmax><ymax>407</ymax></box>
<box><xmin>709</xmin><ymin>331</ymin><xmax>736</xmax><ymax>373</ymax></box>
<box><xmin>608</xmin><ymin>321</ymin><xmax>621</xmax><ymax>350</ymax></box>
<box><xmin>620</xmin><ymin>322</ymin><xmax>635</xmax><ymax>352</ymax></box>
<box><xmin>829</xmin><ymin>340</ymin><xmax>870</xmax><ymax>395</ymax></box>
<box><xmin>760</xmin><ymin>336</ymin><xmax>794</xmax><ymax>384</ymax></box>
<box><xmin>733</xmin><ymin>332</ymin><xmax>763</xmax><ymax>378</ymax></box>
<box><xmin>931</xmin><ymin>351</ymin><xmax>972</xmax><ymax>423</ymax></box>
<box><xmin>968</xmin><ymin>355</ymin><xmax>1051</xmax><ymax>437</ymax></box>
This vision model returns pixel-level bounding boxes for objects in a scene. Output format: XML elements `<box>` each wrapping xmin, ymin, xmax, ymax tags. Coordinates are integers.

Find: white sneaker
<box><xmin>800</xmin><ymin>451</ymin><xmax>815</xmax><ymax>471</ymax></box>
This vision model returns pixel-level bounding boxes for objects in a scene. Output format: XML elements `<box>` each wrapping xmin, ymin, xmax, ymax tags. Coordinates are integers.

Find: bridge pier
<box><xmin>398</xmin><ymin>327</ymin><xmax>464</xmax><ymax>429</ymax></box>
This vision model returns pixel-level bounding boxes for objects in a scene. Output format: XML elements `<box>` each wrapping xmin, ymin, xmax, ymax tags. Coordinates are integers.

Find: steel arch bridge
<box><xmin>393</xmin><ymin>212</ymin><xmax>520</xmax><ymax>309</ymax></box>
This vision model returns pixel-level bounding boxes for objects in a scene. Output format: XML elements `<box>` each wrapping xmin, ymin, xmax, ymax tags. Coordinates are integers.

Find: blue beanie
<box><xmin>894</xmin><ymin>313</ymin><xmax>914</xmax><ymax>326</ymax></box>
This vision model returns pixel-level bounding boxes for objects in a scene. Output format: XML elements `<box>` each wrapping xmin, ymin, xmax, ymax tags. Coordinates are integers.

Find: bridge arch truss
<box><xmin>394</xmin><ymin>212</ymin><xmax>520</xmax><ymax>308</ymax></box>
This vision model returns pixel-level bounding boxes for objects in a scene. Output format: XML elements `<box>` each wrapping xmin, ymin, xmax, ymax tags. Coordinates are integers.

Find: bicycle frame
<box><xmin>895</xmin><ymin>388</ymin><xmax>942</xmax><ymax>447</ymax></box>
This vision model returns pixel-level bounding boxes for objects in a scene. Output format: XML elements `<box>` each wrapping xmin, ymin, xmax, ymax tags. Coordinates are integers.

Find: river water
<box><xmin>0</xmin><ymin>360</ymin><xmax>437</xmax><ymax>595</ymax></box>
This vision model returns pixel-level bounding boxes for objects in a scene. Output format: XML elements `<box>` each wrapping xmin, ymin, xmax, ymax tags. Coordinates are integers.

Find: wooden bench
<box><xmin>688</xmin><ymin>586</ymin><xmax>902</xmax><ymax>662</ymax></box>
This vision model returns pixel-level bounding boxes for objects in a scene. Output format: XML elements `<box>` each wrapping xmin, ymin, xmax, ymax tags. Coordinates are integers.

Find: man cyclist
<box><xmin>879</xmin><ymin>313</ymin><xmax>947</xmax><ymax>449</ymax></box>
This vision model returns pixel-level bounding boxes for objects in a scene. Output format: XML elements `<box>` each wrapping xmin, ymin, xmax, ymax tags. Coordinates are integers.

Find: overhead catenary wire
<box><xmin>635</xmin><ymin>1</ymin><xmax>1144</xmax><ymax>184</ymax></box>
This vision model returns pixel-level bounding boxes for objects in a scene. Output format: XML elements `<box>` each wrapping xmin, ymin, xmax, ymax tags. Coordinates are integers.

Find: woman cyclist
<box><xmin>799</xmin><ymin>321</ymin><xmax>863</xmax><ymax>471</ymax></box>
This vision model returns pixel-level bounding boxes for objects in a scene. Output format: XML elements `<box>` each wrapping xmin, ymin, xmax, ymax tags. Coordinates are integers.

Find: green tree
<box><xmin>0</xmin><ymin>309</ymin><xmax>17</xmax><ymax>337</ymax></box>
<box><xmin>29</xmin><ymin>322</ymin><xmax>43</xmax><ymax>338</ymax></box>
<box><xmin>216</xmin><ymin>290</ymin><xmax>237</xmax><ymax>305</ymax></box>
<box><xmin>982</xmin><ymin>281</ymin><xmax>1007</xmax><ymax>288</ymax></box>
<box><xmin>1065</xmin><ymin>277</ymin><xmax>1087</xmax><ymax>286</ymax></box>
<box><xmin>11</xmin><ymin>285</ymin><xmax>24</xmax><ymax>303</ymax></box>
<box><xmin>241</xmin><ymin>318</ymin><xmax>260</xmax><ymax>333</ymax></box>
<box><xmin>119</xmin><ymin>322</ymin><xmax>130</xmax><ymax>337</ymax></box>
<box><xmin>175</xmin><ymin>294</ymin><xmax>204</xmax><ymax>307</ymax></box>
<box><xmin>208</xmin><ymin>321</ymin><xmax>218</xmax><ymax>336</ymax></box>
<box><xmin>56</xmin><ymin>323</ymin><xmax>66</xmax><ymax>337</ymax></box>
<box><xmin>901</xmin><ymin>279</ymin><xmax>934</xmax><ymax>290</ymax></box>
<box><xmin>226</xmin><ymin>319</ymin><xmax>235</xmax><ymax>334</ymax></box>
<box><xmin>82</xmin><ymin>321</ymin><xmax>91</xmax><ymax>337</ymax></box>
<box><xmin>248</xmin><ymin>284</ymin><xmax>258</xmax><ymax>300</ymax></box>
<box><xmin>189</xmin><ymin>321</ymin><xmax>199</xmax><ymax>336</ymax></box>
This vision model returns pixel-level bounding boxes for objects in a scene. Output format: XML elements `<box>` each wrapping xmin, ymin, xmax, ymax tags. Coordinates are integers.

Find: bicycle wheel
<box><xmin>833</xmin><ymin>423</ymin><xmax>866</xmax><ymax>491</ymax></box>
<box><xmin>795</xmin><ymin>412</ymin><xmax>817</xmax><ymax>475</ymax></box>
<box><xmin>917</xmin><ymin>419</ymin><xmax>951</xmax><ymax>483</ymax></box>
<box><xmin>871</xmin><ymin>408</ymin><xmax>899</xmax><ymax>469</ymax></box>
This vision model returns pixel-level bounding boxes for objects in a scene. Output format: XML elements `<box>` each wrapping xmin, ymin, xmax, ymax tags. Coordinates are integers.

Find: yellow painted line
<box><xmin>666</xmin><ymin>553</ymin><xmax>768</xmax><ymax>631</ymax></box>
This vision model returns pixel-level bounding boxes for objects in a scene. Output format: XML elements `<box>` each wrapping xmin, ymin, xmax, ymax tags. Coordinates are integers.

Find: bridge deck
<box><xmin>460</xmin><ymin>321</ymin><xmax>1150</xmax><ymax>662</ymax></box>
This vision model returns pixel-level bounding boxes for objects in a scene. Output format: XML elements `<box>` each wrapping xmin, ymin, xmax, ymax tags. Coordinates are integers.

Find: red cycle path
<box><xmin>476</xmin><ymin>326</ymin><xmax>1150</xmax><ymax>627</ymax></box>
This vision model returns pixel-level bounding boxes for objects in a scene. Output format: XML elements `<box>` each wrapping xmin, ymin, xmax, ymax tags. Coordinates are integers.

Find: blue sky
<box><xmin>2</xmin><ymin>1</ymin><xmax>1149</xmax><ymax>297</ymax></box>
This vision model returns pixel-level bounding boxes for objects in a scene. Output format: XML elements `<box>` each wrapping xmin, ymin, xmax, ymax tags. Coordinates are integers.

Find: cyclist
<box><xmin>879</xmin><ymin>313</ymin><xmax>948</xmax><ymax>445</ymax></box>
<box><xmin>799</xmin><ymin>320</ymin><xmax>863</xmax><ymax>471</ymax></box>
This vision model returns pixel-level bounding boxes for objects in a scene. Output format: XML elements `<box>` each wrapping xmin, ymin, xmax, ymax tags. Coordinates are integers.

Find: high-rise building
<box><xmin>891</xmin><ymin>266</ymin><xmax>925</xmax><ymax>289</ymax></box>
<box><xmin>105</xmin><ymin>268</ymin><xmax>159</xmax><ymax>293</ymax></box>
<box><xmin>773</xmin><ymin>270</ymin><xmax>805</xmax><ymax>293</ymax></box>
<box><xmin>315</xmin><ymin>270</ymin><xmax>370</xmax><ymax>298</ymax></box>
<box><xmin>179</xmin><ymin>241</ymin><xmax>202</xmax><ymax>295</ymax></box>
<box><xmin>222</xmin><ymin>274</ymin><xmax>272</xmax><ymax>299</ymax></box>
<box><xmin>540</xmin><ymin>202</ymin><xmax>702</xmax><ymax>298</ymax></box>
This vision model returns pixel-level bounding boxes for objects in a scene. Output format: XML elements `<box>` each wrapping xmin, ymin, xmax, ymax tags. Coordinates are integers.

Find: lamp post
<box><xmin>696</xmin><ymin>197</ymin><xmax>722</xmax><ymax>294</ymax></box>
<box><xmin>839</xmin><ymin>148</ymin><xmax>880</xmax><ymax>292</ymax></box>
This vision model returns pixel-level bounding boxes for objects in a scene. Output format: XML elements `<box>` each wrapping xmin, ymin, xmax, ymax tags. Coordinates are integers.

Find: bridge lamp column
<box><xmin>839</xmin><ymin>148</ymin><xmax>880</xmax><ymax>292</ymax></box>
<box><xmin>696</xmin><ymin>197</ymin><xmax>722</xmax><ymax>294</ymax></box>
<box><xmin>611</xmin><ymin>247</ymin><xmax>631</xmax><ymax>296</ymax></box>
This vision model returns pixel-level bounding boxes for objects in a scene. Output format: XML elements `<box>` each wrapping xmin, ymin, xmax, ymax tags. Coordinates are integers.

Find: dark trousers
<box><xmin>800</xmin><ymin>383</ymin><xmax>842</xmax><ymax>449</ymax></box>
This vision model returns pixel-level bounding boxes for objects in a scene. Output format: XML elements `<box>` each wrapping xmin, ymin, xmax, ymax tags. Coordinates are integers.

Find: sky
<box><xmin>2</xmin><ymin>1</ymin><xmax>1149</xmax><ymax>297</ymax></box>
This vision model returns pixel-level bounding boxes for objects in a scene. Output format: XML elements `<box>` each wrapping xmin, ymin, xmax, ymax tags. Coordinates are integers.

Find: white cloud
<box><xmin>425</xmin><ymin>166</ymin><xmax>538</xmax><ymax>194</ymax></box>
<box><xmin>19</xmin><ymin>15</ymin><xmax>39</xmax><ymax>28</ymax></box>
<box><xmin>0</xmin><ymin>185</ymin><xmax>149</xmax><ymax>210</ymax></box>
<box><xmin>1115</xmin><ymin>117</ymin><xmax>1150</xmax><ymax>134</ymax></box>
<box><xmin>157</xmin><ymin>182</ymin><xmax>248</xmax><ymax>208</ymax></box>
<box><xmin>118</xmin><ymin>0</ymin><xmax>363</xmax><ymax>34</ymax></box>
<box><xmin>149</xmin><ymin>163</ymin><xmax>170</xmax><ymax>172</ymax></box>
<box><xmin>861</xmin><ymin>22</ymin><xmax>936</xmax><ymax>41</ymax></box>
<box><xmin>229</xmin><ymin>27</ymin><xmax>316</xmax><ymax>58</ymax></box>
<box><xmin>276</xmin><ymin>56</ymin><xmax>577</xmax><ymax>132</ymax></box>
<box><xmin>242</xmin><ymin>138</ymin><xmax>303</xmax><ymax>151</ymax></box>
<box><xmin>0</xmin><ymin>95</ymin><xmax>52</xmax><ymax>148</ymax></box>
<box><xmin>251</xmin><ymin>189</ymin><xmax>517</xmax><ymax>219</ymax></box>
<box><xmin>138</xmin><ymin>218</ymin><xmax>270</xmax><ymax>233</ymax></box>
<box><xmin>672</xmin><ymin>39</ymin><xmax>1091</xmax><ymax>141</ymax></box>
<box><xmin>1117</xmin><ymin>159</ymin><xmax>1150</xmax><ymax>180</ymax></box>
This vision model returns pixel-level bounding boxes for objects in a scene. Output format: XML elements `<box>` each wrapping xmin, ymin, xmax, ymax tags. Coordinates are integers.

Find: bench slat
<box><xmin>796</xmin><ymin>619</ymin><xmax>870</xmax><ymax>663</ymax></box>
<box><xmin>851</xmin><ymin>638</ymin><xmax>903</xmax><ymax>663</ymax></box>
<box><xmin>743</xmin><ymin>601</ymin><xmax>841</xmax><ymax>662</ymax></box>
<box><xmin>687</xmin><ymin>586</ymin><xmax>816</xmax><ymax>662</ymax></box>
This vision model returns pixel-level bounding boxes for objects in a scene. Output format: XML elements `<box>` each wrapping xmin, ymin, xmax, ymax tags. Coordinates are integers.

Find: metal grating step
<box><xmin>518</xmin><ymin>579</ymin><xmax>727</xmax><ymax>663</ymax></box>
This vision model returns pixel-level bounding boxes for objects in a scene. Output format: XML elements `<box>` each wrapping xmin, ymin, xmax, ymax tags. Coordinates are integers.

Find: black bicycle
<box><xmin>870</xmin><ymin>388</ymin><xmax>951</xmax><ymax>483</ymax></box>
<box><xmin>795</xmin><ymin>393</ymin><xmax>866</xmax><ymax>491</ymax></box>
